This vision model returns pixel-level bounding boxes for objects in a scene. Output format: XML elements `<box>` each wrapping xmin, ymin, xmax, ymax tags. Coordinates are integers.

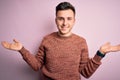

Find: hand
<box><xmin>1</xmin><ymin>39</ymin><xmax>23</xmax><ymax>51</ymax></box>
<box><xmin>99</xmin><ymin>42</ymin><xmax>120</xmax><ymax>54</ymax></box>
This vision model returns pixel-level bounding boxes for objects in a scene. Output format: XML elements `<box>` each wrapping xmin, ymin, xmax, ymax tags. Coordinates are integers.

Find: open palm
<box><xmin>1</xmin><ymin>39</ymin><xmax>23</xmax><ymax>51</ymax></box>
<box><xmin>100</xmin><ymin>42</ymin><xmax>120</xmax><ymax>54</ymax></box>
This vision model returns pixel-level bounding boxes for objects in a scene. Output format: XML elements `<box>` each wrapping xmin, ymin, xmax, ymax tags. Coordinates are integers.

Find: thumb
<box><xmin>105</xmin><ymin>42</ymin><xmax>111</xmax><ymax>45</ymax></box>
<box><xmin>13</xmin><ymin>39</ymin><xmax>19</xmax><ymax>43</ymax></box>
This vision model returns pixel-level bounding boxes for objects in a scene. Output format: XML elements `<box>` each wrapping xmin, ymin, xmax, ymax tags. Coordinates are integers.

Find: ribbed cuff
<box><xmin>93</xmin><ymin>50</ymin><xmax>106</xmax><ymax>63</ymax></box>
<box><xmin>97</xmin><ymin>50</ymin><xmax>105</xmax><ymax>58</ymax></box>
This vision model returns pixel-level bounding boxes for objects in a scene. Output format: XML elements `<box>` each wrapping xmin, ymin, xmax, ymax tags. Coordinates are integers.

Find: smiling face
<box><xmin>55</xmin><ymin>9</ymin><xmax>75</xmax><ymax>37</ymax></box>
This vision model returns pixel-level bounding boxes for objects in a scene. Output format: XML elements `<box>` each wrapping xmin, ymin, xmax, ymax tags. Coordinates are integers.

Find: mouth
<box><xmin>61</xmin><ymin>26</ymin><xmax>69</xmax><ymax>30</ymax></box>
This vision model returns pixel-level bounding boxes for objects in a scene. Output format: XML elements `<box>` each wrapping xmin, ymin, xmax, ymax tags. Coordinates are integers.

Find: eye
<box><xmin>67</xmin><ymin>17</ymin><xmax>72</xmax><ymax>20</ymax></box>
<box><xmin>57</xmin><ymin>17</ymin><xmax>64</xmax><ymax>21</ymax></box>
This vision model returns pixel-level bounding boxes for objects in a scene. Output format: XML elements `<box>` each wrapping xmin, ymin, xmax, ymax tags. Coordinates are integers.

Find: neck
<box><xmin>58</xmin><ymin>32</ymin><xmax>72</xmax><ymax>37</ymax></box>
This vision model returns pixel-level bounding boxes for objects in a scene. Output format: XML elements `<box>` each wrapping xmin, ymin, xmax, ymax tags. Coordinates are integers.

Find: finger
<box><xmin>1</xmin><ymin>41</ymin><xmax>5</xmax><ymax>46</ymax></box>
<box><xmin>112</xmin><ymin>44</ymin><xmax>120</xmax><ymax>48</ymax></box>
<box><xmin>1</xmin><ymin>41</ymin><xmax>7</xmax><ymax>46</ymax></box>
<box><xmin>117</xmin><ymin>44</ymin><xmax>120</xmax><ymax>46</ymax></box>
<box><xmin>103</xmin><ymin>42</ymin><xmax>110</xmax><ymax>46</ymax></box>
<box><xmin>1</xmin><ymin>41</ymin><xmax>10</xmax><ymax>48</ymax></box>
<box><xmin>110</xmin><ymin>44</ymin><xmax>120</xmax><ymax>52</ymax></box>
<box><xmin>106</xmin><ymin>42</ymin><xmax>110</xmax><ymax>45</ymax></box>
<box><xmin>116</xmin><ymin>44</ymin><xmax>120</xmax><ymax>50</ymax></box>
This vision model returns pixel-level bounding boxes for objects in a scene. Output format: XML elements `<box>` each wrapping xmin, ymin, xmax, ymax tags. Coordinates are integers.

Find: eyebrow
<box><xmin>57</xmin><ymin>16</ymin><xmax>73</xmax><ymax>18</ymax></box>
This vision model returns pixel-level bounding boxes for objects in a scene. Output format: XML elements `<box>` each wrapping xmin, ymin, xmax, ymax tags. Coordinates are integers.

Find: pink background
<box><xmin>0</xmin><ymin>0</ymin><xmax>120</xmax><ymax>80</ymax></box>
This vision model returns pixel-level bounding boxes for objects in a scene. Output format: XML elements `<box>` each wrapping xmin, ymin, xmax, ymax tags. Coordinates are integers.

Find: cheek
<box><xmin>70</xmin><ymin>21</ymin><xmax>75</xmax><ymax>26</ymax></box>
<box><xmin>56</xmin><ymin>21</ymin><xmax>63</xmax><ymax>26</ymax></box>
<box><xmin>56</xmin><ymin>21</ymin><xmax>61</xmax><ymax>29</ymax></box>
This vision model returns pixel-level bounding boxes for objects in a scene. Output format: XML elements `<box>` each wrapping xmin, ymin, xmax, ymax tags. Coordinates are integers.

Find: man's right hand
<box><xmin>1</xmin><ymin>39</ymin><xmax>23</xmax><ymax>51</ymax></box>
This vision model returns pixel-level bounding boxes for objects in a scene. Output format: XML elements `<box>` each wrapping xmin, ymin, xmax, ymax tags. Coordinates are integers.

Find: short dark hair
<box><xmin>56</xmin><ymin>2</ymin><xmax>75</xmax><ymax>16</ymax></box>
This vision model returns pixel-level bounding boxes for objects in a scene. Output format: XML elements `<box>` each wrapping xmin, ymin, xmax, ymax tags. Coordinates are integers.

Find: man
<box><xmin>1</xmin><ymin>2</ymin><xmax>120</xmax><ymax>80</ymax></box>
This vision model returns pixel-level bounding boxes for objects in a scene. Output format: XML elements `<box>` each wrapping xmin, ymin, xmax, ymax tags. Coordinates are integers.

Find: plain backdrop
<box><xmin>0</xmin><ymin>0</ymin><xmax>120</xmax><ymax>80</ymax></box>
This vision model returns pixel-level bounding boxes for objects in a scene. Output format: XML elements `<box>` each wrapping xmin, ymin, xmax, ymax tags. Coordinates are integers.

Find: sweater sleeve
<box><xmin>19</xmin><ymin>41</ymin><xmax>45</xmax><ymax>71</ymax></box>
<box><xmin>79</xmin><ymin>39</ymin><xmax>103</xmax><ymax>78</ymax></box>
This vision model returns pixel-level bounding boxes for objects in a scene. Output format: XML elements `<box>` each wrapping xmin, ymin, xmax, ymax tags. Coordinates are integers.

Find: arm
<box><xmin>19</xmin><ymin>47</ymin><xmax>42</xmax><ymax>71</ymax></box>
<box><xmin>1</xmin><ymin>39</ymin><xmax>45</xmax><ymax>71</ymax></box>
<box><xmin>79</xmin><ymin>40</ymin><xmax>102</xmax><ymax>78</ymax></box>
<box><xmin>1</xmin><ymin>39</ymin><xmax>23</xmax><ymax>51</ymax></box>
<box><xmin>79</xmin><ymin>40</ymin><xmax>120</xmax><ymax>78</ymax></box>
<box><xmin>99</xmin><ymin>42</ymin><xmax>120</xmax><ymax>54</ymax></box>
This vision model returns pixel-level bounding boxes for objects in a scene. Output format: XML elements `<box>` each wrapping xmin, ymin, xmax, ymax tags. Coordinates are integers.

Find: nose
<box><xmin>63</xmin><ymin>19</ymin><xmax>67</xmax><ymax>26</ymax></box>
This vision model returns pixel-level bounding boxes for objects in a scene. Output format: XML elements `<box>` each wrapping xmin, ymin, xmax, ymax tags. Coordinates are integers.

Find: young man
<box><xmin>1</xmin><ymin>2</ymin><xmax>120</xmax><ymax>80</ymax></box>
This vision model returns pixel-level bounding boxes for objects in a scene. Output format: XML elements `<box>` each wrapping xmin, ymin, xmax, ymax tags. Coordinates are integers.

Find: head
<box><xmin>55</xmin><ymin>2</ymin><xmax>76</xmax><ymax>37</ymax></box>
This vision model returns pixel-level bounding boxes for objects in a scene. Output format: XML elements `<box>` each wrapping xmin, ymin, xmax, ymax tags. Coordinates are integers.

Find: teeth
<box><xmin>62</xmin><ymin>27</ymin><xmax>68</xmax><ymax>28</ymax></box>
<box><xmin>62</xmin><ymin>27</ymin><xmax>67</xmax><ymax>29</ymax></box>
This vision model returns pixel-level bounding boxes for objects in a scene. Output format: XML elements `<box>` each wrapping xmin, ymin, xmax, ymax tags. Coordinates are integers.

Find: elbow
<box><xmin>83</xmin><ymin>74</ymin><xmax>92</xmax><ymax>79</ymax></box>
<box><xmin>85</xmin><ymin>75</ymin><xmax>92</xmax><ymax>79</ymax></box>
<box><xmin>33</xmin><ymin>68</ymin><xmax>39</xmax><ymax>71</ymax></box>
<box><xmin>31</xmin><ymin>62</ymin><xmax>41</xmax><ymax>71</ymax></box>
<box><xmin>31</xmin><ymin>64</ymin><xmax>40</xmax><ymax>71</ymax></box>
<box><xmin>81</xmin><ymin>70</ymin><xmax>93</xmax><ymax>79</ymax></box>
<box><xmin>32</xmin><ymin>67</ymin><xmax>40</xmax><ymax>71</ymax></box>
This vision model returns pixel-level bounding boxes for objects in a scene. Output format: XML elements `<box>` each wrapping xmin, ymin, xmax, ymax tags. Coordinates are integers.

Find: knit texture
<box><xmin>19</xmin><ymin>32</ymin><xmax>102</xmax><ymax>80</ymax></box>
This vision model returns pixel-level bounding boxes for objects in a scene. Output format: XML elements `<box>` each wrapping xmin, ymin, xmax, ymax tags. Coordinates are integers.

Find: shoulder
<box><xmin>72</xmin><ymin>33</ymin><xmax>88</xmax><ymax>48</ymax></box>
<box><xmin>43</xmin><ymin>32</ymin><xmax>57</xmax><ymax>39</ymax></box>
<box><xmin>40</xmin><ymin>32</ymin><xmax>57</xmax><ymax>45</ymax></box>
<box><xmin>41</xmin><ymin>32</ymin><xmax>57</xmax><ymax>43</ymax></box>
<box><xmin>72</xmin><ymin>33</ymin><xmax>86</xmax><ymax>42</ymax></box>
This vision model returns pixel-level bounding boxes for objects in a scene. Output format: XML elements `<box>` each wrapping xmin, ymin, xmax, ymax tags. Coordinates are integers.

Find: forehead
<box><xmin>56</xmin><ymin>9</ymin><xmax>75</xmax><ymax>17</ymax></box>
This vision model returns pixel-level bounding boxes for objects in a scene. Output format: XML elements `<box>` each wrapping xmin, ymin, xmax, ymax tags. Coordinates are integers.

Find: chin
<box><xmin>60</xmin><ymin>31</ymin><xmax>68</xmax><ymax>34</ymax></box>
<box><xmin>60</xmin><ymin>31</ymin><xmax>70</xmax><ymax>35</ymax></box>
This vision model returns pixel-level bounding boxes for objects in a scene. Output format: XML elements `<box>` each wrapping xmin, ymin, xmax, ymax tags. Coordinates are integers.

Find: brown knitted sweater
<box><xmin>19</xmin><ymin>32</ymin><xmax>102</xmax><ymax>80</ymax></box>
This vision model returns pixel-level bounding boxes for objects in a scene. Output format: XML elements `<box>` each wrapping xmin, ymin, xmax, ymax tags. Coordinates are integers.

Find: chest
<box><xmin>44</xmin><ymin>39</ymin><xmax>82</xmax><ymax>61</ymax></box>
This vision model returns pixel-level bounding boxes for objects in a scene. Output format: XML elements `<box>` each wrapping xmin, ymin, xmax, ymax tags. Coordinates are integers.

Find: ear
<box><xmin>73</xmin><ymin>18</ymin><xmax>76</xmax><ymax>24</ymax></box>
<box><xmin>55</xmin><ymin>17</ymin><xmax>57</xmax><ymax>24</ymax></box>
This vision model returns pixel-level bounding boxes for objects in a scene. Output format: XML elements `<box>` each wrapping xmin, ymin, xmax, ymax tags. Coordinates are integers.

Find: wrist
<box><xmin>97</xmin><ymin>50</ymin><xmax>106</xmax><ymax>58</ymax></box>
<box><xmin>99</xmin><ymin>48</ymin><xmax>106</xmax><ymax>54</ymax></box>
<box><xmin>18</xmin><ymin>46</ymin><xmax>24</xmax><ymax>51</ymax></box>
